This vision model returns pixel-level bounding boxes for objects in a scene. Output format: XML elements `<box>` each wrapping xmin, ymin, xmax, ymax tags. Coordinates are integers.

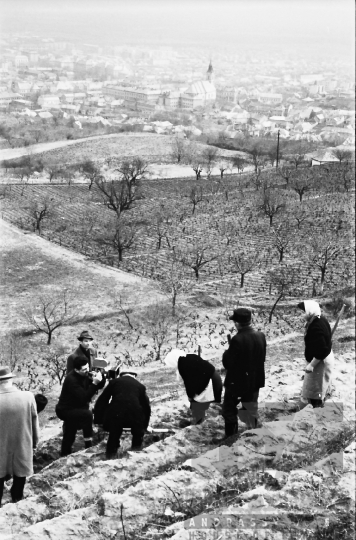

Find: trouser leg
<box><xmin>10</xmin><ymin>476</ymin><xmax>26</xmax><ymax>503</ymax></box>
<box><xmin>239</xmin><ymin>390</ymin><xmax>259</xmax><ymax>429</ymax></box>
<box><xmin>222</xmin><ymin>385</ymin><xmax>239</xmax><ymax>436</ymax></box>
<box><xmin>211</xmin><ymin>371</ymin><xmax>223</xmax><ymax>403</ymax></box>
<box><xmin>61</xmin><ymin>422</ymin><xmax>77</xmax><ymax>456</ymax></box>
<box><xmin>131</xmin><ymin>426</ymin><xmax>145</xmax><ymax>450</ymax></box>
<box><xmin>190</xmin><ymin>401</ymin><xmax>210</xmax><ymax>424</ymax></box>
<box><xmin>106</xmin><ymin>426</ymin><xmax>123</xmax><ymax>457</ymax></box>
<box><xmin>0</xmin><ymin>477</ymin><xmax>5</xmax><ymax>507</ymax></box>
<box><xmin>57</xmin><ymin>408</ymin><xmax>93</xmax><ymax>456</ymax></box>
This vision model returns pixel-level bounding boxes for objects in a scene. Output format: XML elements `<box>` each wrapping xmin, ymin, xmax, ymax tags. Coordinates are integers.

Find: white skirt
<box><xmin>302</xmin><ymin>351</ymin><xmax>334</xmax><ymax>400</ymax></box>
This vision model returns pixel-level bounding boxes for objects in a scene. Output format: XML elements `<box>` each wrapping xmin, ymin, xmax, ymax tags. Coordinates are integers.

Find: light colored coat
<box><xmin>0</xmin><ymin>387</ymin><xmax>39</xmax><ymax>477</ymax></box>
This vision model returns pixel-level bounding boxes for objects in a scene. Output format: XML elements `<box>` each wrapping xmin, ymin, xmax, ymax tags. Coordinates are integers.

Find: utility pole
<box><xmin>276</xmin><ymin>129</ymin><xmax>280</xmax><ymax>168</ymax></box>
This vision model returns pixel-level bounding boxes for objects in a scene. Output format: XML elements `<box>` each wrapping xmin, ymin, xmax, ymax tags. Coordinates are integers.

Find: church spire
<box><xmin>207</xmin><ymin>59</ymin><xmax>213</xmax><ymax>83</ymax></box>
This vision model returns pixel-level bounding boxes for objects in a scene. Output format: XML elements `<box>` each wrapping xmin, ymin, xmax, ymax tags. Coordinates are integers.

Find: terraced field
<box><xmin>0</xmin><ymin>165</ymin><xmax>354</xmax><ymax>307</ymax></box>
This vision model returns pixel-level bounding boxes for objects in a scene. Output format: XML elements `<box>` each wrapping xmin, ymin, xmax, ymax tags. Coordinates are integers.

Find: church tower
<box><xmin>207</xmin><ymin>59</ymin><xmax>214</xmax><ymax>83</ymax></box>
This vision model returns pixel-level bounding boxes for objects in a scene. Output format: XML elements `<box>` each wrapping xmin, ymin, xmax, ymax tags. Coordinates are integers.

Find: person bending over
<box><xmin>164</xmin><ymin>349</ymin><xmax>222</xmax><ymax>425</ymax></box>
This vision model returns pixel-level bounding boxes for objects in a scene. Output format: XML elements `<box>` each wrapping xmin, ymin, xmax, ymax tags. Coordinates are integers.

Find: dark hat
<box><xmin>35</xmin><ymin>394</ymin><xmax>48</xmax><ymax>413</ymax></box>
<box><xmin>0</xmin><ymin>366</ymin><xmax>15</xmax><ymax>380</ymax></box>
<box><xmin>229</xmin><ymin>308</ymin><xmax>252</xmax><ymax>324</ymax></box>
<box><xmin>77</xmin><ymin>330</ymin><xmax>93</xmax><ymax>341</ymax></box>
<box><xmin>120</xmin><ymin>371</ymin><xmax>138</xmax><ymax>378</ymax></box>
<box><xmin>297</xmin><ymin>302</ymin><xmax>305</xmax><ymax>311</ymax></box>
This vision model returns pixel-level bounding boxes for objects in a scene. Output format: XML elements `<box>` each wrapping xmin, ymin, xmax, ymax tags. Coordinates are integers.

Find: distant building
<box><xmin>258</xmin><ymin>93</ymin><xmax>283</xmax><ymax>105</ymax></box>
<box><xmin>38</xmin><ymin>94</ymin><xmax>60</xmax><ymax>109</ymax></box>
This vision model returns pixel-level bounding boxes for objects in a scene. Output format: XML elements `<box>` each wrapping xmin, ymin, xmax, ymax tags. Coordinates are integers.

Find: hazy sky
<box><xmin>0</xmin><ymin>0</ymin><xmax>354</xmax><ymax>57</ymax></box>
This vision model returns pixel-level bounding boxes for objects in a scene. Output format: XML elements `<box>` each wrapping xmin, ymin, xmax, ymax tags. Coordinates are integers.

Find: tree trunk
<box><xmin>269</xmin><ymin>293</ymin><xmax>283</xmax><ymax>323</ymax></box>
<box><xmin>279</xmin><ymin>249</ymin><xmax>283</xmax><ymax>262</ymax></box>
<box><xmin>193</xmin><ymin>267</ymin><xmax>199</xmax><ymax>279</ymax></box>
<box><xmin>299</xmin><ymin>192</ymin><xmax>303</xmax><ymax>202</ymax></box>
<box><xmin>269</xmin><ymin>215</ymin><xmax>273</xmax><ymax>226</ymax></box>
<box><xmin>47</xmin><ymin>331</ymin><xmax>52</xmax><ymax>345</ymax></box>
<box><xmin>240</xmin><ymin>273</ymin><xmax>245</xmax><ymax>288</ymax></box>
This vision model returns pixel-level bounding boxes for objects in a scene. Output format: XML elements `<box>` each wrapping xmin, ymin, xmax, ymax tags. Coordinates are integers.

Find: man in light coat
<box><xmin>0</xmin><ymin>366</ymin><xmax>39</xmax><ymax>507</ymax></box>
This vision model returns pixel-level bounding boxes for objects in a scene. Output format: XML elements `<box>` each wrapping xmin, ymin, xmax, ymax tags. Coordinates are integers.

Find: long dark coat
<box><xmin>222</xmin><ymin>326</ymin><xmax>266</xmax><ymax>395</ymax></box>
<box><xmin>93</xmin><ymin>376</ymin><xmax>151</xmax><ymax>431</ymax></box>
<box><xmin>66</xmin><ymin>345</ymin><xmax>96</xmax><ymax>375</ymax></box>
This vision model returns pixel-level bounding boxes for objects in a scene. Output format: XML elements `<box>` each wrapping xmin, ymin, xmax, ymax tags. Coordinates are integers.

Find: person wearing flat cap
<box><xmin>164</xmin><ymin>349</ymin><xmax>223</xmax><ymax>425</ymax></box>
<box><xmin>93</xmin><ymin>367</ymin><xmax>151</xmax><ymax>459</ymax></box>
<box><xmin>0</xmin><ymin>366</ymin><xmax>40</xmax><ymax>507</ymax></box>
<box><xmin>221</xmin><ymin>308</ymin><xmax>266</xmax><ymax>437</ymax></box>
<box><xmin>66</xmin><ymin>330</ymin><xmax>98</xmax><ymax>375</ymax></box>
<box><xmin>297</xmin><ymin>300</ymin><xmax>334</xmax><ymax>408</ymax></box>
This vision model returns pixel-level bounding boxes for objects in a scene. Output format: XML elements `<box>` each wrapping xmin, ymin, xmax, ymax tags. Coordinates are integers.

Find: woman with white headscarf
<box><xmin>164</xmin><ymin>349</ymin><xmax>222</xmax><ymax>424</ymax></box>
<box><xmin>297</xmin><ymin>300</ymin><xmax>334</xmax><ymax>408</ymax></box>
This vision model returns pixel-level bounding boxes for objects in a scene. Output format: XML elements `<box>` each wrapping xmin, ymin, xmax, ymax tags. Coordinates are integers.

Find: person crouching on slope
<box><xmin>297</xmin><ymin>300</ymin><xmax>334</xmax><ymax>408</ymax></box>
<box><xmin>93</xmin><ymin>368</ymin><xmax>151</xmax><ymax>459</ymax></box>
<box><xmin>222</xmin><ymin>308</ymin><xmax>266</xmax><ymax>437</ymax></box>
<box><xmin>164</xmin><ymin>349</ymin><xmax>223</xmax><ymax>425</ymax></box>
<box><xmin>56</xmin><ymin>357</ymin><xmax>105</xmax><ymax>456</ymax></box>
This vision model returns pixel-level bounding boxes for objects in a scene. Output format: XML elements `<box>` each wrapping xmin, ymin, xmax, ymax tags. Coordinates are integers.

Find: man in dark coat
<box><xmin>56</xmin><ymin>357</ymin><xmax>105</xmax><ymax>456</ymax></box>
<box><xmin>222</xmin><ymin>308</ymin><xmax>266</xmax><ymax>437</ymax></box>
<box><xmin>66</xmin><ymin>330</ymin><xmax>97</xmax><ymax>375</ymax></box>
<box><xmin>94</xmin><ymin>370</ymin><xmax>151</xmax><ymax>459</ymax></box>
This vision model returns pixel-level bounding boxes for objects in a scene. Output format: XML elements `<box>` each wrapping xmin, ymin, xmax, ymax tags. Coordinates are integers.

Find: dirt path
<box><xmin>0</xmin><ymin>133</ymin><xmax>130</xmax><ymax>162</ymax></box>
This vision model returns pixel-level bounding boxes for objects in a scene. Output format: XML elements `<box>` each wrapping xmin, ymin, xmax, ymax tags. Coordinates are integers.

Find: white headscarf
<box><xmin>303</xmin><ymin>300</ymin><xmax>321</xmax><ymax>318</ymax></box>
<box><xmin>164</xmin><ymin>349</ymin><xmax>186</xmax><ymax>381</ymax></box>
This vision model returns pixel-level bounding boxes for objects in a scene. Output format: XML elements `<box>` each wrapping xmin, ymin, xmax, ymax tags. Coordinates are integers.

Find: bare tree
<box><xmin>248</xmin><ymin>143</ymin><xmax>266</xmax><ymax>172</ymax></box>
<box><xmin>201</xmin><ymin>146</ymin><xmax>218</xmax><ymax>169</ymax></box>
<box><xmin>42</xmin><ymin>346</ymin><xmax>68</xmax><ymax>385</ymax></box>
<box><xmin>290</xmin><ymin>171</ymin><xmax>312</xmax><ymax>202</ymax></box>
<box><xmin>232</xmin><ymin>156</ymin><xmax>246</xmax><ymax>174</ymax></box>
<box><xmin>192</xmin><ymin>163</ymin><xmax>203</xmax><ymax>180</ymax></box>
<box><xmin>109</xmin><ymin>217</ymin><xmax>139</xmax><ymax>264</ymax></box>
<box><xmin>24</xmin><ymin>290</ymin><xmax>78</xmax><ymax>345</ymax></box>
<box><xmin>218</xmin><ymin>162</ymin><xmax>228</xmax><ymax>178</ymax></box>
<box><xmin>187</xmin><ymin>186</ymin><xmax>204</xmax><ymax>215</ymax></box>
<box><xmin>306</xmin><ymin>230</ymin><xmax>347</xmax><ymax>294</ymax></box>
<box><xmin>28</xmin><ymin>197</ymin><xmax>54</xmax><ymax>236</ymax></box>
<box><xmin>145</xmin><ymin>304</ymin><xmax>172</xmax><ymax>361</ymax></box>
<box><xmin>81</xmin><ymin>159</ymin><xmax>103</xmax><ymax>190</ymax></box>
<box><xmin>277</xmin><ymin>166</ymin><xmax>295</xmax><ymax>186</ymax></box>
<box><xmin>96</xmin><ymin>159</ymin><xmax>147</xmax><ymax>217</ymax></box>
<box><xmin>259</xmin><ymin>189</ymin><xmax>286</xmax><ymax>226</ymax></box>
<box><xmin>171</xmin><ymin>136</ymin><xmax>187</xmax><ymax>164</ymax></box>
<box><xmin>45</xmin><ymin>159</ymin><xmax>63</xmax><ymax>182</ymax></box>
<box><xmin>267</xmin><ymin>264</ymin><xmax>303</xmax><ymax>322</ymax></box>
<box><xmin>270</xmin><ymin>223</ymin><xmax>293</xmax><ymax>263</ymax></box>
<box><xmin>289</xmin><ymin>144</ymin><xmax>309</xmax><ymax>169</ymax></box>
<box><xmin>229</xmin><ymin>249</ymin><xmax>262</xmax><ymax>288</ymax></box>
<box><xmin>177</xmin><ymin>239</ymin><xmax>222</xmax><ymax>280</ymax></box>
<box><xmin>331</xmin><ymin>148</ymin><xmax>352</xmax><ymax>163</ymax></box>
<box><xmin>160</xmin><ymin>257</ymin><xmax>192</xmax><ymax>315</ymax></box>
<box><xmin>293</xmin><ymin>206</ymin><xmax>308</xmax><ymax>230</ymax></box>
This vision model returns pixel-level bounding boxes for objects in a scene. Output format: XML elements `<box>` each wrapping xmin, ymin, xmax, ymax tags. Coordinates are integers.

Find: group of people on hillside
<box><xmin>0</xmin><ymin>300</ymin><xmax>335</xmax><ymax>506</ymax></box>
